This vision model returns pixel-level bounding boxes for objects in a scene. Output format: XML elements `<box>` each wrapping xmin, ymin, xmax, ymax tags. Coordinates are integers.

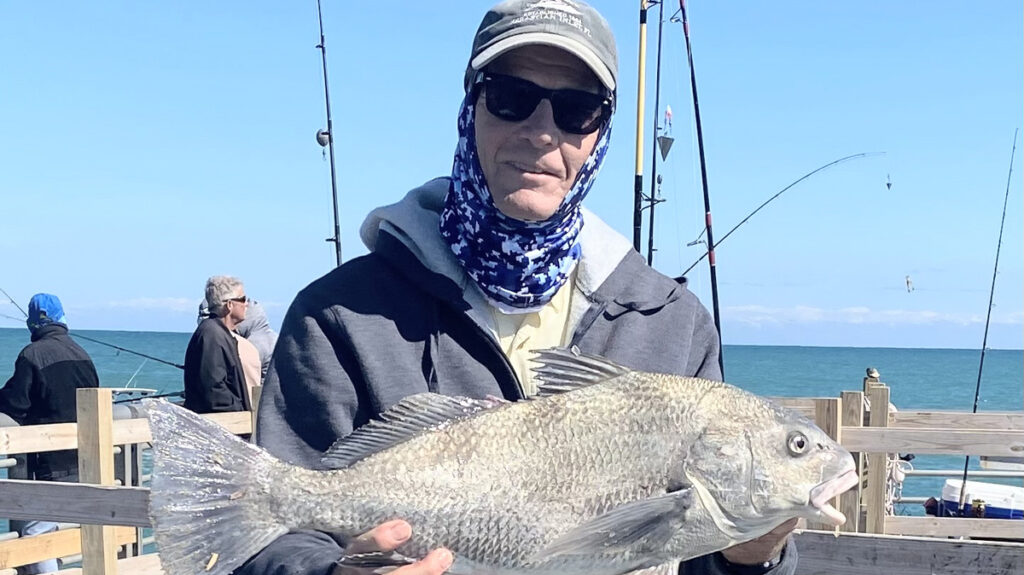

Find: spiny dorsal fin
<box><xmin>320</xmin><ymin>393</ymin><xmax>507</xmax><ymax>469</ymax></box>
<box><xmin>532</xmin><ymin>348</ymin><xmax>632</xmax><ymax>397</ymax></box>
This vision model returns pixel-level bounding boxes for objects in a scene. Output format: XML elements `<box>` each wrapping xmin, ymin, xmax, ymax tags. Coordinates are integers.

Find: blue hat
<box><xmin>27</xmin><ymin>293</ymin><xmax>66</xmax><ymax>332</ymax></box>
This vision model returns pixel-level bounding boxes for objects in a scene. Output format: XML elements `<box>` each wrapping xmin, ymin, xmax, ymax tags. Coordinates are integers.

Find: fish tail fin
<box><xmin>144</xmin><ymin>400</ymin><xmax>290</xmax><ymax>575</ymax></box>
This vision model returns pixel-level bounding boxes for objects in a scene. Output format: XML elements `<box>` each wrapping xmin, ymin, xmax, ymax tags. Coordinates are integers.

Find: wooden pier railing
<box><xmin>0</xmin><ymin>383</ymin><xmax>1021</xmax><ymax>575</ymax></box>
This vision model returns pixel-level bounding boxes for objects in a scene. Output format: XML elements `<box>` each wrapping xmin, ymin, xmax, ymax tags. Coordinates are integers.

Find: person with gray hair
<box><xmin>183</xmin><ymin>276</ymin><xmax>251</xmax><ymax>413</ymax></box>
<box><xmin>199</xmin><ymin>297</ymin><xmax>279</xmax><ymax>383</ymax></box>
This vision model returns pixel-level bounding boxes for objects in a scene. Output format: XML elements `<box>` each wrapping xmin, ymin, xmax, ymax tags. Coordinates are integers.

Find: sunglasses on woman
<box><xmin>475</xmin><ymin>72</ymin><xmax>612</xmax><ymax>135</ymax></box>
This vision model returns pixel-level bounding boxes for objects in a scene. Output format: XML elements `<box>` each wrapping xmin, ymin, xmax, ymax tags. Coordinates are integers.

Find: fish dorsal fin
<box><xmin>320</xmin><ymin>393</ymin><xmax>506</xmax><ymax>469</ymax></box>
<box><xmin>532</xmin><ymin>348</ymin><xmax>632</xmax><ymax>397</ymax></box>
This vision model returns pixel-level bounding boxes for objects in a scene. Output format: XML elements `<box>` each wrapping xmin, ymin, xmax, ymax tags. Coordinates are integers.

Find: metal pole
<box><xmin>646</xmin><ymin>1</ymin><xmax>665</xmax><ymax>266</ymax></box>
<box><xmin>316</xmin><ymin>0</ymin><xmax>342</xmax><ymax>267</ymax></box>
<box><xmin>633</xmin><ymin>0</ymin><xmax>649</xmax><ymax>252</ymax></box>
<box><xmin>678</xmin><ymin>0</ymin><xmax>723</xmax><ymax>376</ymax></box>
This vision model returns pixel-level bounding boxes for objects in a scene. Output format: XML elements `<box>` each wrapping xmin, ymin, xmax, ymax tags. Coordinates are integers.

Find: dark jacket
<box><xmin>237</xmin><ymin>180</ymin><xmax>794</xmax><ymax>575</ymax></box>
<box><xmin>0</xmin><ymin>323</ymin><xmax>100</xmax><ymax>480</ymax></box>
<box><xmin>183</xmin><ymin>318</ymin><xmax>251</xmax><ymax>413</ymax></box>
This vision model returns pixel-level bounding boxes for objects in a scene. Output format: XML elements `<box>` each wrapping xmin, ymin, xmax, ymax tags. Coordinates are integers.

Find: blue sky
<box><xmin>1</xmin><ymin>1</ymin><xmax>1021</xmax><ymax>350</ymax></box>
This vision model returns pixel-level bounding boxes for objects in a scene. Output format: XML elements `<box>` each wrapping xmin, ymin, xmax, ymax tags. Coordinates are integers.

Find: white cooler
<box><xmin>940</xmin><ymin>479</ymin><xmax>1024</xmax><ymax>520</ymax></box>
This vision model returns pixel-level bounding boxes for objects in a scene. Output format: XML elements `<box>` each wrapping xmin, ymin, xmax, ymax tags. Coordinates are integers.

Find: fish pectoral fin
<box><xmin>532</xmin><ymin>489</ymin><xmax>693</xmax><ymax>561</ymax></box>
<box><xmin>336</xmin><ymin>550</ymin><xmax>417</xmax><ymax>570</ymax></box>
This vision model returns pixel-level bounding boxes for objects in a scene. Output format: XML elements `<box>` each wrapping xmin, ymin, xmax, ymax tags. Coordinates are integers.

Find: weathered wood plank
<box><xmin>794</xmin><ymin>529</ymin><xmax>1024</xmax><ymax>575</ymax></box>
<box><xmin>0</xmin><ymin>480</ymin><xmax>150</xmax><ymax>527</ymax></box>
<box><xmin>842</xmin><ymin>428</ymin><xmax>1024</xmax><ymax>457</ymax></box>
<box><xmin>892</xmin><ymin>410</ymin><xmax>1024</xmax><ymax>430</ymax></box>
<box><xmin>839</xmin><ymin>391</ymin><xmax>863</xmax><ymax>533</ymax></box>
<box><xmin>111</xmin><ymin>411</ymin><xmax>253</xmax><ymax>444</ymax></box>
<box><xmin>0</xmin><ymin>527</ymin><xmax>136</xmax><ymax>570</ymax></box>
<box><xmin>767</xmin><ymin>397</ymin><xmax>817</xmax><ymax>418</ymax></box>
<box><xmin>0</xmin><ymin>423</ymin><xmax>77</xmax><ymax>455</ymax></box>
<box><xmin>78</xmin><ymin>388</ymin><xmax>118</xmax><ymax>575</ymax></box>
<box><xmin>40</xmin><ymin>553</ymin><xmax>164</xmax><ymax>575</ymax></box>
<box><xmin>251</xmin><ymin>385</ymin><xmax>263</xmax><ymax>435</ymax></box>
<box><xmin>885</xmin><ymin>516</ymin><xmax>1024</xmax><ymax>539</ymax></box>
<box><xmin>806</xmin><ymin>398</ymin><xmax>842</xmax><ymax>532</ymax></box>
<box><xmin>1</xmin><ymin>412</ymin><xmax>253</xmax><ymax>455</ymax></box>
<box><xmin>864</xmin><ymin>385</ymin><xmax>890</xmax><ymax>534</ymax></box>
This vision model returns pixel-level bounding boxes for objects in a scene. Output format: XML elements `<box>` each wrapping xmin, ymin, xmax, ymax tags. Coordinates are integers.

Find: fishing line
<box><xmin>124</xmin><ymin>358</ymin><xmax>149</xmax><ymax>389</ymax></box>
<box><xmin>680</xmin><ymin>152</ymin><xmax>883</xmax><ymax>277</ymax></box>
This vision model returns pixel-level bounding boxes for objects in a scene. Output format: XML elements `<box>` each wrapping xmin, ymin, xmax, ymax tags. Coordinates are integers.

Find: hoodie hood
<box><xmin>234</xmin><ymin>300</ymin><xmax>278</xmax><ymax>373</ymax></box>
<box><xmin>359</xmin><ymin>178</ymin><xmax>664</xmax><ymax>336</ymax></box>
<box><xmin>27</xmin><ymin>293</ymin><xmax>67</xmax><ymax>334</ymax></box>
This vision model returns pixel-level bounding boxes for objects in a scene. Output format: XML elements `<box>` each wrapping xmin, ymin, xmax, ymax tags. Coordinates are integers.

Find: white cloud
<box><xmin>92</xmin><ymin>297</ymin><xmax>198</xmax><ymax>313</ymax></box>
<box><xmin>727</xmin><ymin>305</ymin><xmax>1024</xmax><ymax>328</ymax></box>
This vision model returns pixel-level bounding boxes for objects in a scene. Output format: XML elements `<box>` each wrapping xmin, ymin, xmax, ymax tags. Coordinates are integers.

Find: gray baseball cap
<box><xmin>465</xmin><ymin>0</ymin><xmax>618</xmax><ymax>92</ymax></box>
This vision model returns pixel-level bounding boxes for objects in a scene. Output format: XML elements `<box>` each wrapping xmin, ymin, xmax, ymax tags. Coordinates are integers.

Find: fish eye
<box><xmin>787</xmin><ymin>432</ymin><xmax>809</xmax><ymax>456</ymax></box>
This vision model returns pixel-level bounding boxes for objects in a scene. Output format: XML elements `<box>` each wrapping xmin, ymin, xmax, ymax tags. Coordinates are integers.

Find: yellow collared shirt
<box><xmin>491</xmin><ymin>275</ymin><xmax>575</xmax><ymax>396</ymax></box>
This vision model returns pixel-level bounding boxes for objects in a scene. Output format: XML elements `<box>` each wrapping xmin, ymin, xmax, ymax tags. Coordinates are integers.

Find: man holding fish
<box><xmin>148</xmin><ymin>1</ymin><xmax>855</xmax><ymax>574</ymax></box>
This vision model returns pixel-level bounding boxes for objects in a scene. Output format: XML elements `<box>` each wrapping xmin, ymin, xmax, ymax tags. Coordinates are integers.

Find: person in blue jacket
<box><xmin>1</xmin><ymin>293</ymin><xmax>99</xmax><ymax>574</ymax></box>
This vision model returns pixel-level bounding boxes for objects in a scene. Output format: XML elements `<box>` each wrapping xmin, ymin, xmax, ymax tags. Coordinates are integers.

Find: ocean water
<box><xmin>1</xmin><ymin>327</ymin><xmax>1021</xmax><ymax>524</ymax></box>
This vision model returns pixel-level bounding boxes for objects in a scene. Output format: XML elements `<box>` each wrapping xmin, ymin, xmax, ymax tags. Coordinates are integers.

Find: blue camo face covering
<box><xmin>439</xmin><ymin>90</ymin><xmax>613</xmax><ymax>313</ymax></box>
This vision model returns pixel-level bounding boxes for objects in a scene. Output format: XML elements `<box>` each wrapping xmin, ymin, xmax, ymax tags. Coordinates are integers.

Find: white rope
<box><xmin>885</xmin><ymin>454</ymin><xmax>913</xmax><ymax>515</ymax></box>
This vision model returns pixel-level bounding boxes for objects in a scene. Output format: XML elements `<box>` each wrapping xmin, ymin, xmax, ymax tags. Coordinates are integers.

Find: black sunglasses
<box><xmin>226</xmin><ymin>295</ymin><xmax>249</xmax><ymax>304</ymax></box>
<box><xmin>476</xmin><ymin>72</ymin><xmax>612</xmax><ymax>135</ymax></box>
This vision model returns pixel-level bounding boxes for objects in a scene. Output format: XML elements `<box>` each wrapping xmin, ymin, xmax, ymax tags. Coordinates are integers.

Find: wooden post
<box><xmin>865</xmin><ymin>384</ymin><xmax>891</xmax><ymax>534</ymax></box>
<box><xmin>840</xmin><ymin>390</ymin><xmax>865</xmax><ymax>532</ymax></box>
<box><xmin>77</xmin><ymin>388</ymin><xmax>118</xmax><ymax>575</ymax></box>
<box><xmin>250</xmin><ymin>385</ymin><xmax>262</xmax><ymax>441</ymax></box>
<box><xmin>807</xmin><ymin>397</ymin><xmax>842</xmax><ymax>531</ymax></box>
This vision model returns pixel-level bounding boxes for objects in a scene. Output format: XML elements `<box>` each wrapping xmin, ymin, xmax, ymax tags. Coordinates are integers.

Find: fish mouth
<box><xmin>808</xmin><ymin>468</ymin><xmax>859</xmax><ymax>526</ymax></box>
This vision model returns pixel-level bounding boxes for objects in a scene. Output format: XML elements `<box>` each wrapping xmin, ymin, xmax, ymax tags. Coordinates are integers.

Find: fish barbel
<box><xmin>146</xmin><ymin>349</ymin><xmax>857</xmax><ymax>575</ymax></box>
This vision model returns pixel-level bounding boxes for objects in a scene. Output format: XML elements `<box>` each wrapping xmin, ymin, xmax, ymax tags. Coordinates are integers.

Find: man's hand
<box><xmin>720</xmin><ymin>518</ymin><xmax>797</xmax><ymax>566</ymax></box>
<box><xmin>332</xmin><ymin>519</ymin><xmax>452</xmax><ymax>575</ymax></box>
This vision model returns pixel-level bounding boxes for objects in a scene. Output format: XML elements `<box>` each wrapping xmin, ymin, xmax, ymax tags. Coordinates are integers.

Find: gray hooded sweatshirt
<box><xmin>236</xmin><ymin>179</ymin><xmax>795</xmax><ymax>575</ymax></box>
<box><xmin>235</xmin><ymin>300</ymin><xmax>278</xmax><ymax>381</ymax></box>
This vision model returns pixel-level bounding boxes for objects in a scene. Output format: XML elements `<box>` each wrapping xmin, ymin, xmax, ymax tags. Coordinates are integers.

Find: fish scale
<box><xmin>146</xmin><ymin>349</ymin><xmax>857</xmax><ymax>575</ymax></box>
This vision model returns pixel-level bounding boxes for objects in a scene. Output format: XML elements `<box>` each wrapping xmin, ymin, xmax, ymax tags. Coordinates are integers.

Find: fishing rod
<box><xmin>956</xmin><ymin>128</ymin><xmax>1018</xmax><ymax>515</ymax></box>
<box><xmin>0</xmin><ymin>287</ymin><xmax>27</xmax><ymax>317</ymax></box>
<box><xmin>632</xmin><ymin>0</ymin><xmax>651</xmax><ymax>252</ymax></box>
<box><xmin>70</xmin><ymin>333</ymin><xmax>185</xmax><ymax>370</ymax></box>
<box><xmin>644</xmin><ymin>0</ymin><xmax>667</xmax><ymax>266</ymax></box>
<box><xmin>677</xmin><ymin>0</ymin><xmax>723</xmax><ymax>377</ymax></box>
<box><xmin>681</xmin><ymin>152</ymin><xmax>882</xmax><ymax>276</ymax></box>
<box><xmin>1</xmin><ymin>285</ymin><xmax>184</xmax><ymax>370</ymax></box>
<box><xmin>113</xmin><ymin>390</ymin><xmax>184</xmax><ymax>405</ymax></box>
<box><xmin>315</xmin><ymin>0</ymin><xmax>343</xmax><ymax>268</ymax></box>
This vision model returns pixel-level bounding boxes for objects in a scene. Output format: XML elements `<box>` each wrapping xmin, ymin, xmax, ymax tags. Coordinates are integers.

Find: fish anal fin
<box><xmin>532</xmin><ymin>488</ymin><xmax>693</xmax><ymax>561</ymax></box>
